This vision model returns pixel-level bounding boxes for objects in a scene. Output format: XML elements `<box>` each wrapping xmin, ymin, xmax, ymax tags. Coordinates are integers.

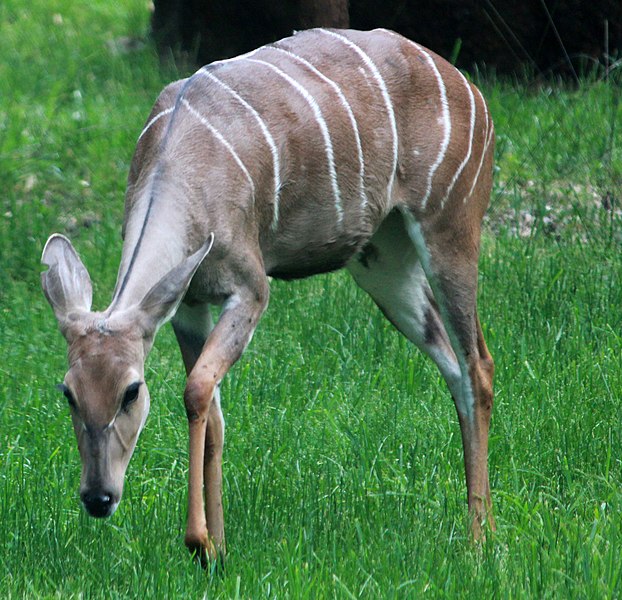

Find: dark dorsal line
<box><xmin>110</xmin><ymin>73</ymin><xmax>204</xmax><ymax>310</ymax></box>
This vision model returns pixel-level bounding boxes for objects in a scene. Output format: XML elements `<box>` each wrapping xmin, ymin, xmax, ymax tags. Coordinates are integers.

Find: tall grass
<box><xmin>1</xmin><ymin>1</ymin><xmax>621</xmax><ymax>597</ymax></box>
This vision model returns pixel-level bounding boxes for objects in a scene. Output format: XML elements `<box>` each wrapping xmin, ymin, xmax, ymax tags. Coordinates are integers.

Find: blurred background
<box><xmin>150</xmin><ymin>0</ymin><xmax>622</xmax><ymax>79</ymax></box>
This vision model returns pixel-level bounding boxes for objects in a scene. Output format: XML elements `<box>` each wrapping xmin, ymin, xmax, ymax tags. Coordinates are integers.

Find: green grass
<box><xmin>1</xmin><ymin>1</ymin><xmax>621</xmax><ymax>597</ymax></box>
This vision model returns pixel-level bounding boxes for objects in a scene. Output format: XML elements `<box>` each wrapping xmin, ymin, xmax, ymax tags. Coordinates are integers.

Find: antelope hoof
<box><xmin>185</xmin><ymin>532</ymin><xmax>224</xmax><ymax>570</ymax></box>
<box><xmin>470</xmin><ymin>510</ymin><xmax>495</xmax><ymax>542</ymax></box>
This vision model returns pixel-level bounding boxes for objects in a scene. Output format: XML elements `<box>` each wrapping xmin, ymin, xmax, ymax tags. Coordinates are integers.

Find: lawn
<box><xmin>1</xmin><ymin>1</ymin><xmax>621</xmax><ymax>597</ymax></box>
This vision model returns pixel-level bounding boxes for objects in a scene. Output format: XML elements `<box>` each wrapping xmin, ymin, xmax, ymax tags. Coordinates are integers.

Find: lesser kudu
<box><xmin>42</xmin><ymin>28</ymin><xmax>496</xmax><ymax>562</ymax></box>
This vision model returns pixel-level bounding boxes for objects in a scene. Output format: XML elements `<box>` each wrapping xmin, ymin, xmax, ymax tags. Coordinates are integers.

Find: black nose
<box><xmin>81</xmin><ymin>490</ymin><xmax>115</xmax><ymax>518</ymax></box>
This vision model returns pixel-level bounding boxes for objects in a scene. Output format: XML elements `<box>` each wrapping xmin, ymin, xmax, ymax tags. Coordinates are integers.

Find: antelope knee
<box><xmin>184</xmin><ymin>376</ymin><xmax>215</xmax><ymax>422</ymax></box>
<box><xmin>480</xmin><ymin>354</ymin><xmax>494</xmax><ymax>381</ymax></box>
<box><xmin>474</xmin><ymin>357</ymin><xmax>494</xmax><ymax>413</ymax></box>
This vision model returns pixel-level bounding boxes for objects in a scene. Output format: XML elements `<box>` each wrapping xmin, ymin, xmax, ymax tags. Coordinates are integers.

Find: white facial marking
<box><xmin>137</xmin><ymin>107</ymin><xmax>175</xmax><ymax>142</ymax></box>
<box><xmin>181</xmin><ymin>98</ymin><xmax>256</xmax><ymax>198</ymax></box>
<box><xmin>138</xmin><ymin>392</ymin><xmax>150</xmax><ymax>434</ymax></box>
<box><xmin>441</xmin><ymin>73</ymin><xmax>476</xmax><ymax>208</ymax></box>
<box><xmin>245</xmin><ymin>58</ymin><xmax>344</xmax><ymax>224</ymax></box>
<box><xmin>319</xmin><ymin>29</ymin><xmax>398</xmax><ymax>204</ymax></box>
<box><xmin>199</xmin><ymin>68</ymin><xmax>282</xmax><ymax>230</ymax></box>
<box><xmin>113</xmin><ymin>420</ymin><xmax>130</xmax><ymax>453</ymax></box>
<box><xmin>271</xmin><ymin>46</ymin><xmax>367</xmax><ymax>214</ymax></box>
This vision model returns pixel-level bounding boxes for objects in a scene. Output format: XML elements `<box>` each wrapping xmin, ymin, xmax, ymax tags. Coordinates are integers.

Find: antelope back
<box><xmin>129</xmin><ymin>28</ymin><xmax>493</xmax><ymax>281</ymax></box>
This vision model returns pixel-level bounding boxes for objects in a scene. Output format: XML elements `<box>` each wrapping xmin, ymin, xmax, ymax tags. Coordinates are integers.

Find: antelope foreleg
<box><xmin>184</xmin><ymin>381</ymin><xmax>214</xmax><ymax>562</ymax></box>
<box><xmin>204</xmin><ymin>389</ymin><xmax>225</xmax><ymax>552</ymax></box>
<box><xmin>183</xmin><ymin>387</ymin><xmax>226</xmax><ymax>565</ymax></box>
<box><xmin>182</xmin><ymin>284</ymin><xmax>268</xmax><ymax>564</ymax></box>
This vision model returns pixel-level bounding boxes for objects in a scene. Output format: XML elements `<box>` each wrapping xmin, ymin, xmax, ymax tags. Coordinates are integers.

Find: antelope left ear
<box><xmin>138</xmin><ymin>234</ymin><xmax>214</xmax><ymax>333</ymax></box>
<box><xmin>41</xmin><ymin>234</ymin><xmax>93</xmax><ymax>325</ymax></box>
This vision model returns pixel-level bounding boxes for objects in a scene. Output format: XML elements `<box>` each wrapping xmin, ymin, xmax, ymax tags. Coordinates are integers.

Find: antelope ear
<box><xmin>41</xmin><ymin>234</ymin><xmax>93</xmax><ymax>323</ymax></box>
<box><xmin>138</xmin><ymin>234</ymin><xmax>214</xmax><ymax>333</ymax></box>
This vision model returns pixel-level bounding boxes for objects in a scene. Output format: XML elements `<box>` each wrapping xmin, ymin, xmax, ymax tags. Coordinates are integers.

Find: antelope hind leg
<box><xmin>402</xmin><ymin>211</ymin><xmax>494</xmax><ymax>538</ymax></box>
<box><xmin>348</xmin><ymin>210</ymin><xmax>494</xmax><ymax>538</ymax></box>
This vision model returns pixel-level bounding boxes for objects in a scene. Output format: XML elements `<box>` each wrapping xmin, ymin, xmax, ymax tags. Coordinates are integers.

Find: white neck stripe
<box><xmin>137</xmin><ymin>107</ymin><xmax>174</xmax><ymax>142</ymax></box>
<box><xmin>137</xmin><ymin>47</ymin><xmax>262</xmax><ymax>144</ymax></box>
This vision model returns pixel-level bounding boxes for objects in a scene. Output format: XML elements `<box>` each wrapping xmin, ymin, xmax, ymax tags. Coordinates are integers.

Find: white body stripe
<box><xmin>385</xmin><ymin>30</ymin><xmax>453</xmax><ymax>211</ymax></box>
<box><xmin>199</xmin><ymin>68</ymin><xmax>282</xmax><ymax>230</ymax></box>
<box><xmin>466</xmin><ymin>87</ymin><xmax>492</xmax><ymax>202</ymax></box>
<box><xmin>210</xmin><ymin>47</ymin><xmax>261</xmax><ymax>68</ymax></box>
<box><xmin>320</xmin><ymin>29</ymin><xmax>398</xmax><ymax>204</ymax></box>
<box><xmin>138</xmin><ymin>107</ymin><xmax>174</xmax><ymax>142</ymax></box>
<box><xmin>181</xmin><ymin>98</ymin><xmax>256</xmax><ymax>198</ymax></box>
<box><xmin>271</xmin><ymin>46</ymin><xmax>367</xmax><ymax>212</ymax></box>
<box><xmin>245</xmin><ymin>57</ymin><xmax>344</xmax><ymax>224</ymax></box>
<box><xmin>136</xmin><ymin>47</ymin><xmax>263</xmax><ymax>144</ymax></box>
<box><xmin>441</xmin><ymin>73</ymin><xmax>476</xmax><ymax>208</ymax></box>
<box><xmin>409</xmin><ymin>43</ymin><xmax>451</xmax><ymax>210</ymax></box>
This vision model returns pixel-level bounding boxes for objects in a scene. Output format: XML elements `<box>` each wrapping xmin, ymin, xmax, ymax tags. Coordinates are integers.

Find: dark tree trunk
<box><xmin>298</xmin><ymin>0</ymin><xmax>349</xmax><ymax>29</ymax></box>
<box><xmin>152</xmin><ymin>0</ymin><xmax>349</xmax><ymax>65</ymax></box>
<box><xmin>151</xmin><ymin>0</ymin><xmax>621</xmax><ymax>76</ymax></box>
<box><xmin>348</xmin><ymin>0</ymin><xmax>621</xmax><ymax>77</ymax></box>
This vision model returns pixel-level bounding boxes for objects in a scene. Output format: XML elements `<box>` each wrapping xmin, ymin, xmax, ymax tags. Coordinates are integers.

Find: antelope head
<box><xmin>41</xmin><ymin>233</ymin><xmax>212</xmax><ymax>518</ymax></box>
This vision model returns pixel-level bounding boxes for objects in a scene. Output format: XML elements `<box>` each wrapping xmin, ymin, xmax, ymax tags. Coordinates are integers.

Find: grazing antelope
<box><xmin>41</xmin><ymin>28</ymin><xmax>496</xmax><ymax>562</ymax></box>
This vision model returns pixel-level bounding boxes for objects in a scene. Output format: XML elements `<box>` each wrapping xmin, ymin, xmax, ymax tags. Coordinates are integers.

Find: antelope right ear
<box><xmin>41</xmin><ymin>234</ymin><xmax>93</xmax><ymax>324</ymax></box>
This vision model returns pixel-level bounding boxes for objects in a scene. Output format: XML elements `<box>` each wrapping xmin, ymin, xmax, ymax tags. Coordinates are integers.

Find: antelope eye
<box><xmin>122</xmin><ymin>382</ymin><xmax>142</xmax><ymax>412</ymax></box>
<box><xmin>56</xmin><ymin>383</ymin><xmax>76</xmax><ymax>409</ymax></box>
